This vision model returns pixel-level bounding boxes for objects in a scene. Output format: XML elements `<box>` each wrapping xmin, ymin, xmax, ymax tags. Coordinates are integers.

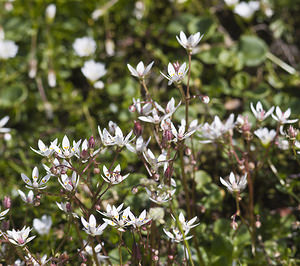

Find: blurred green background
<box><xmin>0</xmin><ymin>0</ymin><xmax>299</xmax><ymax>264</ymax></box>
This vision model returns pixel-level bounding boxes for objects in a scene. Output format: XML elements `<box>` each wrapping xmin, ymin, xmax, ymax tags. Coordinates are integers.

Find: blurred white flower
<box><xmin>126</xmin><ymin>136</ymin><xmax>151</xmax><ymax>153</ymax></box>
<box><xmin>21</xmin><ymin>167</ymin><xmax>51</xmax><ymax>190</ymax></box>
<box><xmin>73</xmin><ymin>37</ymin><xmax>96</xmax><ymax>57</ymax></box>
<box><xmin>56</xmin><ymin>202</ymin><xmax>78</xmax><ymax>218</ymax></box>
<box><xmin>81</xmin><ymin>214</ymin><xmax>107</xmax><ymax>236</ymax></box>
<box><xmin>224</xmin><ymin>0</ymin><xmax>239</xmax><ymax>7</ymax></box>
<box><xmin>6</xmin><ymin>226</ymin><xmax>36</xmax><ymax>246</ymax></box>
<box><xmin>161</xmin><ymin>62</ymin><xmax>188</xmax><ymax>85</ymax></box>
<box><xmin>105</xmin><ymin>38</ymin><xmax>115</xmax><ymax>56</ymax></box>
<box><xmin>47</xmin><ymin>70</ymin><xmax>56</xmax><ymax>87</ymax></box>
<box><xmin>129</xmin><ymin>209</ymin><xmax>151</xmax><ymax>228</ymax></box>
<box><xmin>45</xmin><ymin>4</ymin><xmax>56</xmax><ymax>22</ymax></box>
<box><xmin>0</xmin><ymin>116</ymin><xmax>10</xmax><ymax>133</ymax></box>
<box><xmin>143</xmin><ymin>149</ymin><xmax>167</xmax><ymax>172</ymax></box>
<box><xmin>250</xmin><ymin>101</ymin><xmax>274</xmax><ymax>122</ymax></box>
<box><xmin>81</xmin><ymin>240</ymin><xmax>108</xmax><ymax>263</ymax></box>
<box><xmin>18</xmin><ymin>190</ymin><xmax>34</xmax><ymax>204</ymax></box>
<box><xmin>277</xmin><ymin>138</ymin><xmax>289</xmax><ymax>150</ymax></box>
<box><xmin>4</xmin><ymin>133</ymin><xmax>12</xmax><ymax>141</ymax></box>
<box><xmin>127</xmin><ymin>61</ymin><xmax>154</xmax><ymax>79</ymax></box>
<box><xmin>133</xmin><ymin>1</ymin><xmax>145</xmax><ymax>20</ymax></box>
<box><xmin>0</xmin><ymin>39</ymin><xmax>18</xmax><ymax>59</ymax></box>
<box><xmin>272</xmin><ymin>107</ymin><xmax>298</xmax><ymax>124</ymax></box>
<box><xmin>198</xmin><ymin>114</ymin><xmax>235</xmax><ymax>143</ymax></box>
<box><xmin>176</xmin><ymin>31</ymin><xmax>204</xmax><ymax>54</ymax></box>
<box><xmin>220</xmin><ymin>172</ymin><xmax>247</xmax><ymax>193</ymax></box>
<box><xmin>102</xmin><ymin>164</ymin><xmax>129</xmax><ymax>184</ymax></box>
<box><xmin>145</xmin><ymin>179</ymin><xmax>176</xmax><ymax>204</ymax></box>
<box><xmin>81</xmin><ymin>60</ymin><xmax>106</xmax><ymax>85</ymax></box>
<box><xmin>234</xmin><ymin>1</ymin><xmax>260</xmax><ymax>19</ymax></box>
<box><xmin>132</xmin><ymin>98</ymin><xmax>152</xmax><ymax>115</ymax></box>
<box><xmin>254</xmin><ymin>127</ymin><xmax>276</xmax><ymax>146</ymax></box>
<box><xmin>33</xmin><ymin>215</ymin><xmax>52</xmax><ymax>235</ymax></box>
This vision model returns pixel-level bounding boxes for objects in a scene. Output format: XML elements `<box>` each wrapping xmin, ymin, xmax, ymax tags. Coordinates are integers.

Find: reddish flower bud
<box><xmin>134</xmin><ymin>120</ymin><xmax>143</xmax><ymax>136</ymax></box>
<box><xmin>3</xmin><ymin>196</ymin><xmax>11</xmax><ymax>209</ymax></box>
<box><xmin>164</xmin><ymin>163</ymin><xmax>173</xmax><ymax>180</ymax></box>
<box><xmin>80</xmin><ymin>149</ymin><xmax>89</xmax><ymax>159</ymax></box>
<box><xmin>88</xmin><ymin>136</ymin><xmax>95</xmax><ymax>148</ymax></box>
<box><xmin>129</xmin><ymin>104</ymin><xmax>136</xmax><ymax>113</ymax></box>
<box><xmin>93</xmin><ymin>167</ymin><xmax>100</xmax><ymax>174</ymax></box>
<box><xmin>153</xmin><ymin>173</ymin><xmax>160</xmax><ymax>181</ymax></box>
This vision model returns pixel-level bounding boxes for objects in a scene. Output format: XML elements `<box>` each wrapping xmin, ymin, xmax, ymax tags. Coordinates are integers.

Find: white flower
<box><xmin>45</xmin><ymin>4</ymin><xmax>56</xmax><ymax>21</ymax></box>
<box><xmin>127</xmin><ymin>61</ymin><xmax>154</xmax><ymax>78</ymax></box>
<box><xmin>54</xmin><ymin>135</ymin><xmax>81</xmax><ymax>159</ymax></box>
<box><xmin>18</xmin><ymin>190</ymin><xmax>34</xmax><ymax>204</ymax></box>
<box><xmin>0</xmin><ymin>116</ymin><xmax>10</xmax><ymax>133</ymax></box>
<box><xmin>73</xmin><ymin>37</ymin><xmax>96</xmax><ymax>57</ymax></box>
<box><xmin>161</xmin><ymin>62</ymin><xmax>188</xmax><ymax>85</ymax></box>
<box><xmin>220</xmin><ymin>172</ymin><xmax>247</xmax><ymax>193</ymax></box>
<box><xmin>198</xmin><ymin>114</ymin><xmax>235</xmax><ymax>143</ymax></box>
<box><xmin>6</xmin><ymin>226</ymin><xmax>36</xmax><ymax>246</ymax></box>
<box><xmin>98</xmin><ymin>124</ymin><xmax>135</xmax><ymax>148</ymax></box>
<box><xmin>163</xmin><ymin>227</ymin><xmax>192</xmax><ymax>243</ymax></box>
<box><xmin>145</xmin><ymin>179</ymin><xmax>176</xmax><ymax>204</ymax></box>
<box><xmin>33</xmin><ymin>215</ymin><xmax>52</xmax><ymax>235</ymax></box>
<box><xmin>81</xmin><ymin>214</ymin><xmax>107</xmax><ymax>236</ymax></box>
<box><xmin>171</xmin><ymin>119</ymin><xmax>199</xmax><ymax>142</ymax></box>
<box><xmin>21</xmin><ymin>167</ymin><xmax>51</xmax><ymax>190</ymax></box>
<box><xmin>58</xmin><ymin>171</ymin><xmax>79</xmax><ymax>191</ymax></box>
<box><xmin>101</xmin><ymin>164</ymin><xmax>129</xmax><ymax>184</ymax></box>
<box><xmin>48</xmin><ymin>70</ymin><xmax>56</xmax><ymax>87</ymax></box>
<box><xmin>250</xmin><ymin>101</ymin><xmax>274</xmax><ymax>121</ymax></box>
<box><xmin>143</xmin><ymin>149</ymin><xmax>167</xmax><ymax>172</ymax></box>
<box><xmin>154</xmin><ymin>97</ymin><xmax>181</xmax><ymax>118</ymax></box>
<box><xmin>0</xmin><ymin>208</ymin><xmax>9</xmax><ymax>220</ymax></box>
<box><xmin>0</xmin><ymin>39</ymin><xmax>18</xmax><ymax>59</ymax></box>
<box><xmin>277</xmin><ymin>138</ymin><xmax>289</xmax><ymax>150</ymax></box>
<box><xmin>81</xmin><ymin>60</ymin><xmax>106</xmax><ymax>83</ymax></box>
<box><xmin>25</xmin><ymin>254</ymin><xmax>49</xmax><ymax>266</ymax></box>
<box><xmin>126</xmin><ymin>136</ymin><xmax>151</xmax><ymax>153</ymax></box>
<box><xmin>254</xmin><ymin>128</ymin><xmax>276</xmax><ymax>146</ymax></box>
<box><xmin>30</xmin><ymin>138</ymin><xmax>58</xmax><ymax>157</ymax></box>
<box><xmin>173</xmin><ymin>212</ymin><xmax>199</xmax><ymax>231</ymax></box>
<box><xmin>97</xmin><ymin>203</ymin><xmax>124</xmax><ymax>218</ymax></box>
<box><xmin>139</xmin><ymin>108</ymin><xmax>164</xmax><ymax>124</ymax></box>
<box><xmin>43</xmin><ymin>158</ymin><xmax>71</xmax><ymax>176</ymax></box>
<box><xmin>129</xmin><ymin>210</ymin><xmax>151</xmax><ymax>228</ymax></box>
<box><xmin>272</xmin><ymin>107</ymin><xmax>298</xmax><ymax>124</ymax></box>
<box><xmin>56</xmin><ymin>202</ymin><xmax>78</xmax><ymax>218</ymax></box>
<box><xmin>224</xmin><ymin>0</ymin><xmax>239</xmax><ymax>7</ymax></box>
<box><xmin>176</xmin><ymin>31</ymin><xmax>204</xmax><ymax>54</ymax></box>
<box><xmin>81</xmin><ymin>240</ymin><xmax>108</xmax><ymax>263</ymax></box>
<box><xmin>103</xmin><ymin>206</ymin><xmax>133</xmax><ymax>232</ymax></box>
<box><xmin>132</xmin><ymin>98</ymin><xmax>152</xmax><ymax>115</ymax></box>
<box><xmin>234</xmin><ymin>1</ymin><xmax>260</xmax><ymax>19</ymax></box>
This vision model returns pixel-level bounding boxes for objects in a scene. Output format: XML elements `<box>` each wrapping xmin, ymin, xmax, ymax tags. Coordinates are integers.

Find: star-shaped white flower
<box><xmin>254</xmin><ymin>128</ymin><xmax>276</xmax><ymax>146</ymax></box>
<box><xmin>81</xmin><ymin>214</ymin><xmax>107</xmax><ymax>236</ymax></box>
<box><xmin>272</xmin><ymin>107</ymin><xmax>298</xmax><ymax>124</ymax></box>
<box><xmin>161</xmin><ymin>62</ymin><xmax>188</xmax><ymax>85</ymax></box>
<box><xmin>6</xmin><ymin>226</ymin><xmax>36</xmax><ymax>246</ymax></box>
<box><xmin>21</xmin><ymin>167</ymin><xmax>51</xmax><ymax>190</ymax></box>
<box><xmin>54</xmin><ymin>135</ymin><xmax>81</xmax><ymax>159</ymax></box>
<box><xmin>220</xmin><ymin>172</ymin><xmax>247</xmax><ymax>193</ymax></box>
<box><xmin>58</xmin><ymin>171</ymin><xmax>79</xmax><ymax>191</ymax></box>
<box><xmin>127</xmin><ymin>61</ymin><xmax>154</xmax><ymax>78</ymax></box>
<box><xmin>101</xmin><ymin>164</ymin><xmax>129</xmax><ymax>184</ymax></box>
<box><xmin>250</xmin><ymin>101</ymin><xmax>274</xmax><ymax>121</ymax></box>
<box><xmin>176</xmin><ymin>31</ymin><xmax>204</xmax><ymax>54</ymax></box>
<box><xmin>31</xmin><ymin>139</ymin><xmax>58</xmax><ymax>157</ymax></box>
<box><xmin>18</xmin><ymin>190</ymin><xmax>34</xmax><ymax>204</ymax></box>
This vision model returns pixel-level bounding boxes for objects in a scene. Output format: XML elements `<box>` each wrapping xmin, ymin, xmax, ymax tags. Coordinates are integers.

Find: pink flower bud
<box><xmin>3</xmin><ymin>196</ymin><xmax>11</xmax><ymax>209</ymax></box>
<box><xmin>201</xmin><ymin>95</ymin><xmax>210</xmax><ymax>104</ymax></box>
<box><xmin>134</xmin><ymin>120</ymin><xmax>143</xmax><ymax>136</ymax></box>
<box><xmin>88</xmin><ymin>136</ymin><xmax>95</xmax><ymax>148</ymax></box>
<box><xmin>129</xmin><ymin>105</ymin><xmax>136</xmax><ymax>112</ymax></box>
<box><xmin>132</xmin><ymin>187</ymin><xmax>138</xmax><ymax>194</ymax></box>
<box><xmin>93</xmin><ymin>168</ymin><xmax>100</xmax><ymax>174</ymax></box>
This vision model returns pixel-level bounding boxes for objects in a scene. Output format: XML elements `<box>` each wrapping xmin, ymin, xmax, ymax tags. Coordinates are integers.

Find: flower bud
<box><xmin>46</xmin><ymin>4</ymin><xmax>56</xmax><ymax>23</ymax></box>
<box><xmin>95</xmin><ymin>204</ymin><xmax>101</xmax><ymax>211</ymax></box>
<box><xmin>163</xmin><ymin>130</ymin><xmax>173</xmax><ymax>142</ymax></box>
<box><xmin>134</xmin><ymin>120</ymin><xmax>143</xmax><ymax>136</ymax></box>
<box><xmin>48</xmin><ymin>70</ymin><xmax>56</xmax><ymax>87</ymax></box>
<box><xmin>185</xmin><ymin>148</ymin><xmax>192</xmax><ymax>156</ymax></box>
<box><xmin>168</xmin><ymin>255</ymin><xmax>174</xmax><ymax>260</ymax></box>
<box><xmin>129</xmin><ymin>105</ymin><xmax>136</xmax><ymax>113</ymax></box>
<box><xmin>288</xmin><ymin>125</ymin><xmax>297</xmax><ymax>139</ymax></box>
<box><xmin>164</xmin><ymin>163</ymin><xmax>173</xmax><ymax>180</ymax></box>
<box><xmin>66</xmin><ymin>202</ymin><xmax>72</xmax><ymax>212</ymax></box>
<box><xmin>93</xmin><ymin>168</ymin><xmax>100</xmax><ymax>174</ymax></box>
<box><xmin>255</xmin><ymin>220</ymin><xmax>261</xmax><ymax>228</ymax></box>
<box><xmin>153</xmin><ymin>173</ymin><xmax>160</xmax><ymax>181</ymax></box>
<box><xmin>88</xmin><ymin>136</ymin><xmax>95</xmax><ymax>149</ymax></box>
<box><xmin>153</xmin><ymin>255</ymin><xmax>159</xmax><ymax>261</ymax></box>
<box><xmin>201</xmin><ymin>95</ymin><xmax>210</xmax><ymax>104</ymax></box>
<box><xmin>80</xmin><ymin>149</ymin><xmax>89</xmax><ymax>160</ymax></box>
<box><xmin>3</xmin><ymin>196</ymin><xmax>11</xmax><ymax>209</ymax></box>
<box><xmin>231</xmin><ymin>220</ymin><xmax>238</xmax><ymax>230</ymax></box>
<box><xmin>132</xmin><ymin>187</ymin><xmax>139</xmax><ymax>194</ymax></box>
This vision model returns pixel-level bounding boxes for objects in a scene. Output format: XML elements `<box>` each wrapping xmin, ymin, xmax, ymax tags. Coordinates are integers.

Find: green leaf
<box><xmin>239</xmin><ymin>35</ymin><xmax>268</xmax><ymax>66</ymax></box>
